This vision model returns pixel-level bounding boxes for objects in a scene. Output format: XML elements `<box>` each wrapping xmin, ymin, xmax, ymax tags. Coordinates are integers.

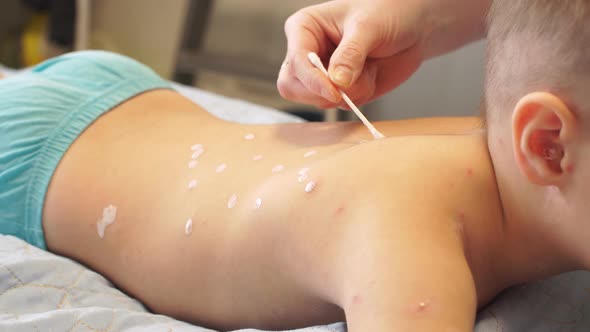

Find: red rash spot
<box><xmin>566</xmin><ymin>164</ymin><xmax>574</xmax><ymax>173</ymax></box>
<box><xmin>415</xmin><ymin>302</ymin><xmax>430</xmax><ymax>314</ymax></box>
<box><xmin>458</xmin><ymin>211</ymin><xmax>466</xmax><ymax>221</ymax></box>
<box><xmin>466</xmin><ymin>168</ymin><xmax>473</xmax><ymax>176</ymax></box>
<box><xmin>333</xmin><ymin>206</ymin><xmax>346</xmax><ymax>218</ymax></box>
<box><xmin>352</xmin><ymin>294</ymin><xmax>363</xmax><ymax>305</ymax></box>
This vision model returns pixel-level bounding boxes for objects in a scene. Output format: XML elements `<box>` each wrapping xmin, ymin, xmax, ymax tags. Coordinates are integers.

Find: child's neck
<box><xmin>490</xmin><ymin>160</ymin><xmax>582</xmax><ymax>288</ymax></box>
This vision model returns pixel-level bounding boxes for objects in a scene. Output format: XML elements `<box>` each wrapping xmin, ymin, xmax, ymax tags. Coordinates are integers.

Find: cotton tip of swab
<box><xmin>307</xmin><ymin>52</ymin><xmax>386</xmax><ymax>141</ymax></box>
<box><xmin>308</xmin><ymin>52</ymin><xmax>330</xmax><ymax>76</ymax></box>
<box><xmin>307</xmin><ymin>52</ymin><xmax>323</xmax><ymax>69</ymax></box>
<box><xmin>371</xmin><ymin>129</ymin><xmax>385</xmax><ymax>140</ymax></box>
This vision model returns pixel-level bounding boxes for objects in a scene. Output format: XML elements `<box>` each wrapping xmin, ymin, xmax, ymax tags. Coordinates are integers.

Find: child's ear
<box><xmin>512</xmin><ymin>92</ymin><xmax>577</xmax><ymax>186</ymax></box>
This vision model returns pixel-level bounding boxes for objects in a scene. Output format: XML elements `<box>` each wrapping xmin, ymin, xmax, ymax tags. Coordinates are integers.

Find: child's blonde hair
<box><xmin>485</xmin><ymin>0</ymin><xmax>590</xmax><ymax>122</ymax></box>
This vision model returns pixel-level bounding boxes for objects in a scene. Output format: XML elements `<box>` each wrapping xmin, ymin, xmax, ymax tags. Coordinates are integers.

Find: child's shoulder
<box><xmin>333</xmin><ymin>132</ymin><xmax>505</xmax><ymax>305</ymax></box>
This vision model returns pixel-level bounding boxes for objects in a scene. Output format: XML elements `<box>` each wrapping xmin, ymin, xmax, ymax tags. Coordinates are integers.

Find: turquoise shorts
<box><xmin>0</xmin><ymin>51</ymin><xmax>172</xmax><ymax>249</ymax></box>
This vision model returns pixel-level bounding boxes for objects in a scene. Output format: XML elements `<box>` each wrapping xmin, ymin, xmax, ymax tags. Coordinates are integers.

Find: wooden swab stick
<box><xmin>307</xmin><ymin>52</ymin><xmax>385</xmax><ymax>139</ymax></box>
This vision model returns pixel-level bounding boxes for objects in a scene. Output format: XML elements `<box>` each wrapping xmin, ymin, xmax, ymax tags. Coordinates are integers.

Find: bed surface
<box><xmin>1</xmin><ymin>66</ymin><xmax>589</xmax><ymax>332</ymax></box>
<box><xmin>1</xmin><ymin>234</ymin><xmax>589</xmax><ymax>332</ymax></box>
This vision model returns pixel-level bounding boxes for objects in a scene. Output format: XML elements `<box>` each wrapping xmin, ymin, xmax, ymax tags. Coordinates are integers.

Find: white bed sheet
<box><xmin>1</xmin><ymin>66</ymin><xmax>589</xmax><ymax>332</ymax></box>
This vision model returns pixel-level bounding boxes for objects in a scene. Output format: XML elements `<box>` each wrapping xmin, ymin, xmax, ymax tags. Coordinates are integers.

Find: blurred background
<box><xmin>0</xmin><ymin>0</ymin><xmax>485</xmax><ymax>122</ymax></box>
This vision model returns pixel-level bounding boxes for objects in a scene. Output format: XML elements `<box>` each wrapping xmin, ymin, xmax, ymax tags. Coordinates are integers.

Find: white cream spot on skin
<box><xmin>298</xmin><ymin>168</ymin><xmax>310</xmax><ymax>183</ymax></box>
<box><xmin>188</xmin><ymin>160</ymin><xmax>198</xmax><ymax>169</ymax></box>
<box><xmin>185</xmin><ymin>218</ymin><xmax>193</xmax><ymax>236</ymax></box>
<box><xmin>297</xmin><ymin>173</ymin><xmax>308</xmax><ymax>183</ymax></box>
<box><xmin>227</xmin><ymin>194</ymin><xmax>238</xmax><ymax>209</ymax></box>
<box><xmin>358</xmin><ymin>140</ymin><xmax>369</xmax><ymax>144</ymax></box>
<box><xmin>216</xmin><ymin>163</ymin><xmax>227</xmax><ymax>173</ymax></box>
<box><xmin>272</xmin><ymin>165</ymin><xmax>285</xmax><ymax>173</ymax></box>
<box><xmin>244</xmin><ymin>133</ymin><xmax>256</xmax><ymax>140</ymax></box>
<box><xmin>304</xmin><ymin>150</ymin><xmax>318</xmax><ymax>158</ymax></box>
<box><xmin>96</xmin><ymin>205</ymin><xmax>117</xmax><ymax>239</ymax></box>
<box><xmin>253</xmin><ymin>155</ymin><xmax>263</xmax><ymax>161</ymax></box>
<box><xmin>188</xmin><ymin>179</ymin><xmax>198</xmax><ymax>189</ymax></box>
<box><xmin>255</xmin><ymin>198</ymin><xmax>262</xmax><ymax>209</ymax></box>
<box><xmin>191</xmin><ymin>149</ymin><xmax>204</xmax><ymax>160</ymax></box>
<box><xmin>97</xmin><ymin>224</ymin><xmax>106</xmax><ymax>239</ymax></box>
<box><xmin>191</xmin><ymin>144</ymin><xmax>203</xmax><ymax>151</ymax></box>
<box><xmin>304</xmin><ymin>181</ymin><xmax>316</xmax><ymax>193</ymax></box>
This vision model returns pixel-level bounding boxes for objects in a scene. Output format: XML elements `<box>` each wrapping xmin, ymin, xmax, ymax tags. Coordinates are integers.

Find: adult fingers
<box><xmin>329</xmin><ymin>46</ymin><xmax>422</xmax><ymax>109</ymax></box>
<box><xmin>333</xmin><ymin>63</ymin><xmax>378</xmax><ymax>109</ymax></box>
<box><xmin>279</xmin><ymin>12</ymin><xmax>341</xmax><ymax>105</ymax></box>
<box><xmin>328</xmin><ymin>17</ymin><xmax>382</xmax><ymax>89</ymax></box>
<box><xmin>277</xmin><ymin>59</ymin><xmax>340</xmax><ymax>108</ymax></box>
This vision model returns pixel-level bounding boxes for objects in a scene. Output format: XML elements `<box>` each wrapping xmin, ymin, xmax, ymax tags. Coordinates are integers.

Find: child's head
<box><xmin>485</xmin><ymin>0</ymin><xmax>590</xmax><ymax>266</ymax></box>
<box><xmin>485</xmin><ymin>0</ymin><xmax>590</xmax><ymax>126</ymax></box>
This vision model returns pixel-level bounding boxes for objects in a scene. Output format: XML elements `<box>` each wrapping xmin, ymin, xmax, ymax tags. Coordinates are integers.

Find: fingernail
<box><xmin>322</xmin><ymin>88</ymin><xmax>340</xmax><ymax>103</ymax></box>
<box><xmin>331</xmin><ymin>67</ymin><xmax>353</xmax><ymax>87</ymax></box>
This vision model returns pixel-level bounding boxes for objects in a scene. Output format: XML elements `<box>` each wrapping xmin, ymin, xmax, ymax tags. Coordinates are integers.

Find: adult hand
<box><xmin>277</xmin><ymin>0</ymin><xmax>489</xmax><ymax>109</ymax></box>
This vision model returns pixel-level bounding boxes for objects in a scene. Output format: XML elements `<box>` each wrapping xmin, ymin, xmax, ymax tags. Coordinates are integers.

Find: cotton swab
<box><xmin>307</xmin><ymin>52</ymin><xmax>385</xmax><ymax>140</ymax></box>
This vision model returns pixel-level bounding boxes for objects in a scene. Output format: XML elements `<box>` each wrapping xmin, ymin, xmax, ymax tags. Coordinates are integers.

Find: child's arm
<box><xmin>337</xmin><ymin>209</ymin><xmax>477</xmax><ymax>332</ymax></box>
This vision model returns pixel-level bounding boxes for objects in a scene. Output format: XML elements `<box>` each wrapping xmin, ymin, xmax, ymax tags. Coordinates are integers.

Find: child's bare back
<box><xmin>42</xmin><ymin>89</ymin><xmax>505</xmax><ymax>331</ymax></box>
